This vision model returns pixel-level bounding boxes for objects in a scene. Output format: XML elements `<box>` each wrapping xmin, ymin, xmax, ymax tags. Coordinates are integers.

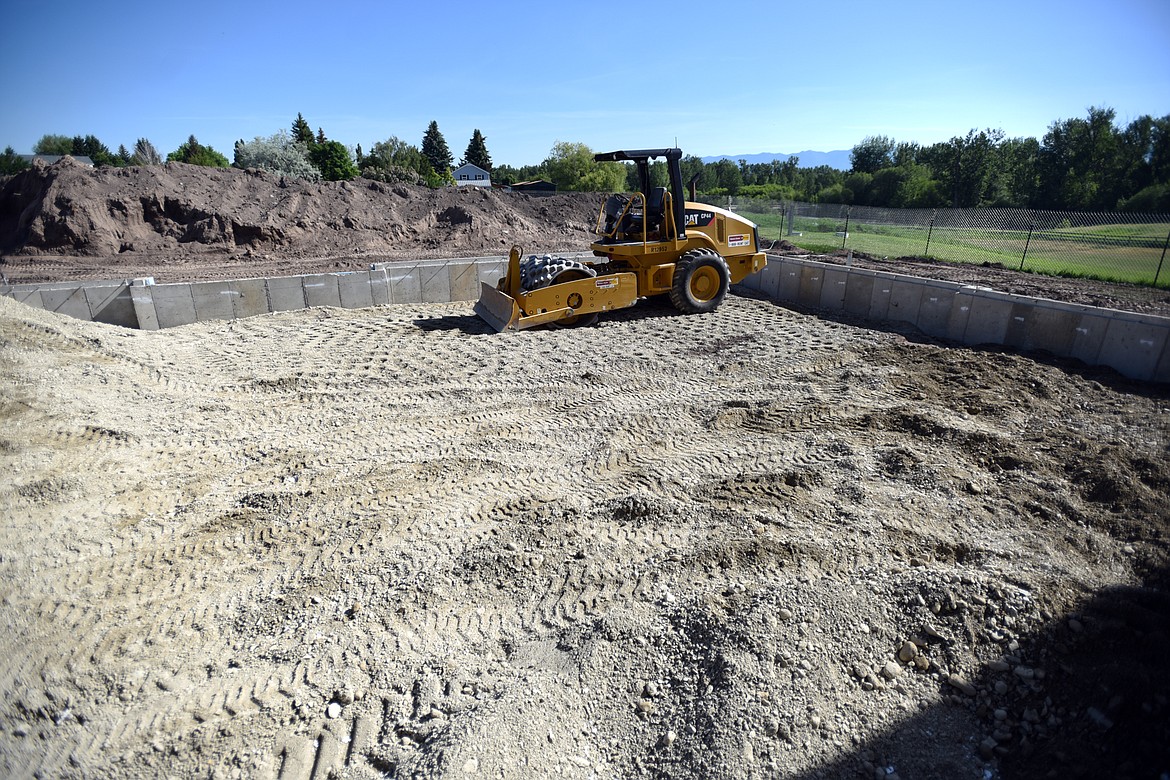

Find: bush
<box><xmin>740</xmin><ymin>183</ymin><xmax>798</xmax><ymax>201</ymax></box>
<box><xmin>816</xmin><ymin>183</ymin><xmax>852</xmax><ymax>204</ymax></box>
<box><xmin>361</xmin><ymin>165</ymin><xmax>422</xmax><ymax>185</ymax></box>
<box><xmin>233</xmin><ymin>132</ymin><xmax>320</xmax><ymax>180</ymax></box>
<box><xmin>168</xmin><ymin>136</ymin><xmax>230</xmax><ymax>167</ymax></box>
<box><xmin>1118</xmin><ymin>183</ymin><xmax>1170</xmax><ymax>213</ymax></box>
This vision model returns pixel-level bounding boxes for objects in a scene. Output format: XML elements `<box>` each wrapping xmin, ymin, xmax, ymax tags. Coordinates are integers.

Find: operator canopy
<box><xmin>593</xmin><ymin>148</ymin><xmax>683</xmax><ymax>164</ymax></box>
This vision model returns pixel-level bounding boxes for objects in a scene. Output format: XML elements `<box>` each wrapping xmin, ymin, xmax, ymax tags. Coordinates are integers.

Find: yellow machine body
<box><xmin>474</xmin><ymin>246</ymin><xmax>639</xmax><ymax>332</ymax></box>
<box><xmin>589</xmin><ymin>195</ymin><xmax>767</xmax><ymax>294</ymax></box>
<box><xmin>474</xmin><ymin>147</ymin><xmax>767</xmax><ymax>331</ymax></box>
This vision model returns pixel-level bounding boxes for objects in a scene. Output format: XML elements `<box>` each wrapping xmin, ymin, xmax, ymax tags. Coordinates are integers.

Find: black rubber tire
<box><xmin>670</xmin><ymin>249</ymin><xmax>731</xmax><ymax>314</ymax></box>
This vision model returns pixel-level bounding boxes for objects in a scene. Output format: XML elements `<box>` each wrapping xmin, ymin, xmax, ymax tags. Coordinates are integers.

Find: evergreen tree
<box><xmin>461</xmin><ymin>129</ymin><xmax>492</xmax><ymax>171</ymax></box>
<box><xmin>71</xmin><ymin>134</ymin><xmax>119</xmax><ymax>167</ymax></box>
<box><xmin>421</xmin><ymin>121</ymin><xmax>453</xmax><ymax>177</ymax></box>
<box><xmin>0</xmin><ymin>146</ymin><xmax>29</xmax><ymax>175</ymax></box>
<box><xmin>292</xmin><ymin>113</ymin><xmax>314</xmax><ymax>145</ymax></box>
<box><xmin>316</xmin><ymin>127</ymin><xmax>327</xmax><ymax>144</ymax></box>
<box><xmin>117</xmin><ymin>144</ymin><xmax>132</xmax><ymax>165</ymax></box>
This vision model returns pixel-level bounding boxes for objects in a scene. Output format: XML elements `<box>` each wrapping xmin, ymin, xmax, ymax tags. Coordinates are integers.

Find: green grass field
<box><xmin>735</xmin><ymin>205</ymin><xmax>1170</xmax><ymax>288</ymax></box>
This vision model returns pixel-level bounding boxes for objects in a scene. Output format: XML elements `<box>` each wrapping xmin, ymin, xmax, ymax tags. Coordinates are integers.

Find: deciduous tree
<box><xmin>1037</xmin><ymin>107</ymin><xmax>1119</xmax><ymax>210</ymax></box>
<box><xmin>33</xmin><ymin>134</ymin><xmax>73</xmax><ymax>155</ymax></box>
<box><xmin>544</xmin><ymin>142</ymin><xmax>625</xmax><ymax>192</ymax></box>
<box><xmin>711</xmin><ymin>158</ymin><xmax>742</xmax><ymax>196</ymax></box>
<box><xmin>850</xmin><ymin>136</ymin><xmax>895</xmax><ymax>174</ymax></box>
<box><xmin>233</xmin><ymin>131</ymin><xmax>321</xmax><ymax>180</ymax></box>
<box><xmin>360</xmin><ymin>136</ymin><xmax>427</xmax><ymax>183</ymax></box>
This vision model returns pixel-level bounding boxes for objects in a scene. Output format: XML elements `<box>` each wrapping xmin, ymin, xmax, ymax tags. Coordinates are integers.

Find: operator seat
<box><xmin>645</xmin><ymin>186</ymin><xmax>667</xmax><ymax>232</ymax></box>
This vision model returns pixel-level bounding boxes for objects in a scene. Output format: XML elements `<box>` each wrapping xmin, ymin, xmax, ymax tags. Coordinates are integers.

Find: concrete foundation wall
<box><xmin>5</xmin><ymin>254</ymin><xmax>1168</xmax><ymax>382</ymax></box>
<box><xmin>739</xmin><ymin>255</ymin><xmax>1170</xmax><ymax>383</ymax></box>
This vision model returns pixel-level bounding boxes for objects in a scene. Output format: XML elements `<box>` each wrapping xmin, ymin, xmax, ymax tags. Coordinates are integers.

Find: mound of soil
<box><xmin>0</xmin><ymin>158</ymin><xmax>599</xmax><ymax>283</ymax></box>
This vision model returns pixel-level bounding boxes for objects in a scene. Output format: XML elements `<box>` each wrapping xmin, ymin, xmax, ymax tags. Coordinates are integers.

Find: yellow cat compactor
<box><xmin>475</xmin><ymin>147</ymin><xmax>767</xmax><ymax>331</ymax></box>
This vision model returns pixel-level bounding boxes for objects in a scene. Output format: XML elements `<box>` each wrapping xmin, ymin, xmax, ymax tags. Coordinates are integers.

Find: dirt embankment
<box><xmin>0</xmin><ymin>158</ymin><xmax>599</xmax><ymax>283</ymax></box>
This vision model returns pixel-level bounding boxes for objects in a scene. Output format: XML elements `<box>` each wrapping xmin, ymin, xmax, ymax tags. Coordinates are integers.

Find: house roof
<box><xmin>453</xmin><ymin>162</ymin><xmax>490</xmax><ymax>176</ymax></box>
<box><xmin>21</xmin><ymin>154</ymin><xmax>95</xmax><ymax>166</ymax></box>
<box><xmin>510</xmin><ymin>180</ymin><xmax>557</xmax><ymax>192</ymax></box>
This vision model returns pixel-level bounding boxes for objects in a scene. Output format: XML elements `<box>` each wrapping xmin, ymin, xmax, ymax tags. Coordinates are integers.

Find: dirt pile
<box><xmin>1</xmin><ymin>291</ymin><xmax>1167</xmax><ymax>779</ymax></box>
<box><xmin>0</xmin><ymin>158</ymin><xmax>599</xmax><ymax>282</ymax></box>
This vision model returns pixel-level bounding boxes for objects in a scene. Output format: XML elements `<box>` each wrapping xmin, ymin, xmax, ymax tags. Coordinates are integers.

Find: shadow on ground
<box><xmin>790</xmin><ymin>564</ymin><xmax>1170</xmax><ymax>780</ymax></box>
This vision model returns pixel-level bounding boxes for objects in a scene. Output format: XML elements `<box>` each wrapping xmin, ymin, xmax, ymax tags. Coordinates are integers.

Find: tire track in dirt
<box><xmin>4</xmin><ymin>291</ymin><xmax>1164</xmax><ymax>779</ymax></box>
<box><xmin>4</xmin><ymin>295</ymin><xmax>873</xmax><ymax>775</ymax></box>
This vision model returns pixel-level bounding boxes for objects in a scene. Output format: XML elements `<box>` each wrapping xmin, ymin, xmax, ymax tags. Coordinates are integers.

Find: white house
<box><xmin>453</xmin><ymin>162</ymin><xmax>490</xmax><ymax>188</ymax></box>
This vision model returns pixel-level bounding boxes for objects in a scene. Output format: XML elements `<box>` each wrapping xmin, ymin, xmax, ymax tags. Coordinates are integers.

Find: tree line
<box><xmin>467</xmin><ymin>107</ymin><xmax>1170</xmax><ymax>213</ymax></box>
<box><xmin>0</xmin><ymin>115</ymin><xmax>495</xmax><ymax>188</ymax></box>
<box><xmin>3</xmin><ymin>106</ymin><xmax>1167</xmax><ymax>212</ymax></box>
<box><xmin>705</xmin><ymin>107</ymin><xmax>1169</xmax><ymax>212</ymax></box>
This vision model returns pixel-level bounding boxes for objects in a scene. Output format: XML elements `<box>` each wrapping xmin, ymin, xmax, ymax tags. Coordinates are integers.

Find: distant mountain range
<box><xmin>701</xmin><ymin>150</ymin><xmax>851</xmax><ymax>170</ymax></box>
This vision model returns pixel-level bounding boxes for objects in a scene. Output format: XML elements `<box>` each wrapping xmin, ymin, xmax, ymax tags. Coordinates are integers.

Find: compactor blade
<box><xmin>474</xmin><ymin>282</ymin><xmax>521</xmax><ymax>332</ymax></box>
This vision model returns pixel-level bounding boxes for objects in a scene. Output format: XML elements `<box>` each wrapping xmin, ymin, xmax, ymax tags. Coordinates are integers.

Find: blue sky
<box><xmin>2</xmin><ymin>0</ymin><xmax>1168</xmax><ymax>167</ymax></box>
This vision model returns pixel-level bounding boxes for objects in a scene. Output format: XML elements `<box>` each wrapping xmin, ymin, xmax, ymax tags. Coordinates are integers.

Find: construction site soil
<box><xmin>1</xmin><ymin>159</ymin><xmax>1168</xmax><ymax>779</ymax></box>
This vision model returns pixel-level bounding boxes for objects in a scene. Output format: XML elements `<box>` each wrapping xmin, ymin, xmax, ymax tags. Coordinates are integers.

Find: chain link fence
<box><xmin>719</xmin><ymin>199</ymin><xmax>1170</xmax><ymax>288</ymax></box>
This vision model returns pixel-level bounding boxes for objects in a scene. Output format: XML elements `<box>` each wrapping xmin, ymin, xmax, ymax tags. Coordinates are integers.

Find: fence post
<box><xmin>925</xmin><ymin>211</ymin><xmax>935</xmax><ymax>257</ymax></box>
<box><xmin>1155</xmin><ymin>227</ymin><xmax>1170</xmax><ymax>286</ymax></box>
<box><xmin>1020</xmin><ymin>223</ymin><xmax>1035</xmax><ymax>271</ymax></box>
<box><xmin>842</xmin><ymin>208</ymin><xmax>851</xmax><ymax>249</ymax></box>
<box><xmin>778</xmin><ymin>203</ymin><xmax>786</xmax><ymax>243</ymax></box>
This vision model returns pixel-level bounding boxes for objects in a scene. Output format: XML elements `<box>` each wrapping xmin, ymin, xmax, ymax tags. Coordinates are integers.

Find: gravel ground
<box><xmin>1</xmin><ymin>288</ymin><xmax>1167</xmax><ymax>779</ymax></box>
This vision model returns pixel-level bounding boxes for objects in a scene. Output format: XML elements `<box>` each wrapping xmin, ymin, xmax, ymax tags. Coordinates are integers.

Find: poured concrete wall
<box><xmin>5</xmin><ymin>254</ymin><xmax>1168</xmax><ymax>382</ymax></box>
<box><xmin>0</xmin><ymin>258</ymin><xmax>505</xmax><ymax>332</ymax></box>
<box><xmin>2</xmin><ymin>279</ymin><xmax>143</xmax><ymax>328</ymax></box>
<box><xmin>740</xmin><ymin>255</ymin><xmax>1170</xmax><ymax>383</ymax></box>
